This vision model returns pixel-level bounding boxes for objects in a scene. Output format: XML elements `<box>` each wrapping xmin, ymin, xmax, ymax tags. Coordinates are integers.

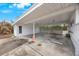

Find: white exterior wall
<box><xmin>70</xmin><ymin>5</ymin><xmax>79</xmax><ymax>56</ymax></box>
<box><xmin>70</xmin><ymin>24</ymin><xmax>79</xmax><ymax>56</ymax></box>
<box><xmin>14</xmin><ymin>24</ymin><xmax>40</xmax><ymax>36</ymax></box>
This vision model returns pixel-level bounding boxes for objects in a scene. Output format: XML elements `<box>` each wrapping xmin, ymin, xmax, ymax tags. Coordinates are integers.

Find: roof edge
<box><xmin>13</xmin><ymin>3</ymin><xmax>43</xmax><ymax>25</ymax></box>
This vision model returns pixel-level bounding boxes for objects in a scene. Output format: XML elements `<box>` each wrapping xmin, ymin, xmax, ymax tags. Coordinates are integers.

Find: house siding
<box><xmin>14</xmin><ymin>24</ymin><xmax>40</xmax><ymax>36</ymax></box>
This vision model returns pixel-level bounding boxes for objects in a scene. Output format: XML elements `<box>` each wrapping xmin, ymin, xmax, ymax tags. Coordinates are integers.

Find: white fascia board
<box><xmin>13</xmin><ymin>3</ymin><xmax>43</xmax><ymax>25</ymax></box>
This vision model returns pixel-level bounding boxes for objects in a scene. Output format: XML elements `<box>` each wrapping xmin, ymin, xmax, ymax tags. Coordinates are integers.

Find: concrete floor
<box><xmin>0</xmin><ymin>34</ymin><xmax>75</xmax><ymax>56</ymax></box>
<box><xmin>24</xmin><ymin>33</ymin><xmax>75</xmax><ymax>56</ymax></box>
<box><xmin>3</xmin><ymin>37</ymin><xmax>75</xmax><ymax>56</ymax></box>
<box><xmin>36</xmin><ymin>36</ymin><xmax>75</xmax><ymax>56</ymax></box>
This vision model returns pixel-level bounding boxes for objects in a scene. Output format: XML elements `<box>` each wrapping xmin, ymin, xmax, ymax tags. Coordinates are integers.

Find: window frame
<box><xmin>19</xmin><ymin>26</ymin><xmax>22</xmax><ymax>34</ymax></box>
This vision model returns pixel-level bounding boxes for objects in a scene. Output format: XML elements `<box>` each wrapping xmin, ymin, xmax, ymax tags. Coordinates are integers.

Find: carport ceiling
<box><xmin>16</xmin><ymin>3</ymin><xmax>75</xmax><ymax>25</ymax></box>
<box><xmin>35</xmin><ymin>11</ymin><xmax>74</xmax><ymax>25</ymax></box>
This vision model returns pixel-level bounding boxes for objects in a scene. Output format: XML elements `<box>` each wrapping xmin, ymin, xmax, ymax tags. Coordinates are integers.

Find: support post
<box><xmin>32</xmin><ymin>22</ymin><xmax>36</xmax><ymax>42</ymax></box>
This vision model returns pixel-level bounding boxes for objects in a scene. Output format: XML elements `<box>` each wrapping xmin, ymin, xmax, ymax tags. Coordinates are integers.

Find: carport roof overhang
<box><xmin>13</xmin><ymin>3</ymin><xmax>76</xmax><ymax>25</ymax></box>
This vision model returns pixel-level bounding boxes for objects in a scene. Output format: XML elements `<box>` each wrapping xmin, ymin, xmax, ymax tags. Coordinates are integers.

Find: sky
<box><xmin>0</xmin><ymin>3</ymin><xmax>33</xmax><ymax>23</ymax></box>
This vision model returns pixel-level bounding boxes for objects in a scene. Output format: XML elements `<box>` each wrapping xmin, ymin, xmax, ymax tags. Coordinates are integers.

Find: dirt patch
<box><xmin>0</xmin><ymin>34</ymin><xmax>12</xmax><ymax>39</ymax></box>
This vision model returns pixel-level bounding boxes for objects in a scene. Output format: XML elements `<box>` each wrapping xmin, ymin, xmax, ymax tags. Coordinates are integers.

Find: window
<box><xmin>19</xmin><ymin>26</ymin><xmax>22</xmax><ymax>33</ymax></box>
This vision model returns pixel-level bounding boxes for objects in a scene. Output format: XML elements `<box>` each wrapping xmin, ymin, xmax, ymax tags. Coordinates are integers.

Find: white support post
<box><xmin>32</xmin><ymin>22</ymin><xmax>36</xmax><ymax>42</ymax></box>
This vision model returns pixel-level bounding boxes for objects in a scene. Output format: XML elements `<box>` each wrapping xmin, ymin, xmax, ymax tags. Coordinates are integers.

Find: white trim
<box><xmin>13</xmin><ymin>3</ymin><xmax>43</xmax><ymax>25</ymax></box>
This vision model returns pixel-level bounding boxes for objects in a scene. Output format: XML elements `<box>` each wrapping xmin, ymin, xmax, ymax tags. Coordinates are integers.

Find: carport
<box><xmin>13</xmin><ymin>3</ymin><xmax>79</xmax><ymax>55</ymax></box>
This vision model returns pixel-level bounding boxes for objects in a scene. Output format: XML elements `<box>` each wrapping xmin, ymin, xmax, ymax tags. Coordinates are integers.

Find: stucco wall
<box><xmin>14</xmin><ymin>24</ymin><xmax>40</xmax><ymax>36</ymax></box>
